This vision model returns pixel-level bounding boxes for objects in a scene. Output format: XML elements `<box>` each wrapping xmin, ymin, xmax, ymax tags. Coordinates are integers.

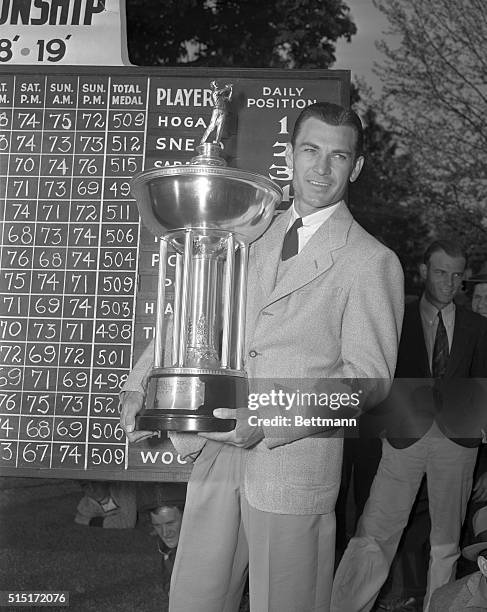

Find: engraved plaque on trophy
<box><xmin>131</xmin><ymin>81</ymin><xmax>282</xmax><ymax>431</ymax></box>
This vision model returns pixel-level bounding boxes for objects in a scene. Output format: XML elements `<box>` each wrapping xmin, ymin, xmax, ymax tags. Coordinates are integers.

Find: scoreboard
<box><xmin>0</xmin><ymin>66</ymin><xmax>348</xmax><ymax>480</ymax></box>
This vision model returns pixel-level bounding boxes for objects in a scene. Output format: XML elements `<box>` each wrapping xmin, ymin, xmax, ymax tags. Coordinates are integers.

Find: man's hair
<box><xmin>150</xmin><ymin>503</ymin><xmax>184</xmax><ymax>516</ymax></box>
<box><xmin>478</xmin><ymin>548</ymin><xmax>487</xmax><ymax>559</ymax></box>
<box><xmin>291</xmin><ymin>102</ymin><xmax>364</xmax><ymax>158</ymax></box>
<box><xmin>423</xmin><ymin>240</ymin><xmax>467</xmax><ymax>265</ymax></box>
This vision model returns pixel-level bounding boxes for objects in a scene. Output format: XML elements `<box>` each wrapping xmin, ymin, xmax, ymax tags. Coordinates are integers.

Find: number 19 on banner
<box><xmin>0</xmin><ymin>36</ymin><xmax>71</xmax><ymax>62</ymax></box>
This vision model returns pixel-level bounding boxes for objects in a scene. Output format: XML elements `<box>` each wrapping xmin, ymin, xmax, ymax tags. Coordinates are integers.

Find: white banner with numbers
<box><xmin>0</xmin><ymin>0</ymin><xmax>129</xmax><ymax>65</ymax></box>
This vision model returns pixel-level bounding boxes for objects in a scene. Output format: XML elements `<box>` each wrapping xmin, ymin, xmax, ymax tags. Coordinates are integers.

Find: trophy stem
<box><xmin>235</xmin><ymin>244</ymin><xmax>249</xmax><ymax>370</ymax></box>
<box><xmin>191</xmin><ymin>143</ymin><xmax>226</xmax><ymax>166</ymax></box>
<box><xmin>177</xmin><ymin>229</ymin><xmax>193</xmax><ymax>366</ymax></box>
<box><xmin>221</xmin><ymin>234</ymin><xmax>235</xmax><ymax>368</ymax></box>
<box><xmin>154</xmin><ymin>238</ymin><xmax>168</xmax><ymax>368</ymax></box>
<box><xmin>171</xmin><ymin>252</ymin><xmax>183</xmax><ymax>365</ymax></box>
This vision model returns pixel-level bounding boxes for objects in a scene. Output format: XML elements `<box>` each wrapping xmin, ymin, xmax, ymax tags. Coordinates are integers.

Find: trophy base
<box><xmin>136</xmin><ymin>370</ymin><xmax>247</xmax><ymax>432</ymax></box>
<box><xmin>137</xmin><ymin>413</ymin><xmax>235</xmax><ymax>432</ymax></box>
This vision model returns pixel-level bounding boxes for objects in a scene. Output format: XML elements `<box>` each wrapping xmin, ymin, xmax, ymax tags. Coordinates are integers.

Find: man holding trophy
<box><xmin>120</xmin><ymin>96</ymin><xmax>404</xmax><ymax>611</ymax></box>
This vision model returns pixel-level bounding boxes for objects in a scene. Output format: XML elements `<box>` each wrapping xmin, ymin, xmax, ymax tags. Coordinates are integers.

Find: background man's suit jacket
<box><xmin>380</xmin><ymin>300</ymin><xmax>487</xmax><ymax>448</ymax></box>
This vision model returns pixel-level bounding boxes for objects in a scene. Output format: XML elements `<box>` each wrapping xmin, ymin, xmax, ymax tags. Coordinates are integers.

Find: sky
<box><xmin>333</xmin><ymin>0</ymin><xmax>397</xmax><ymax>94</ymax></box>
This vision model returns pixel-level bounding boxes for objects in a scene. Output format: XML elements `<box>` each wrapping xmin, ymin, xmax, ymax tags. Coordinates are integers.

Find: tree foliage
<box><xmin>349</xmin><ymin>106</ymin><xmax>429</xmax><ymax>293</ymax></box>
<box><xmin>372</xmin><ymin>0</ymin><xmax>487</xmax><ymax>264</ymax></box>
<box><xmin>125</xmin><ymin>0</ymin><xmax>440</xmax><ymax>281</ymax></box>
<box><xmin>126</xmin><ymin>0</ymin><xmax>356</xmax><ymax>68</ymax></box>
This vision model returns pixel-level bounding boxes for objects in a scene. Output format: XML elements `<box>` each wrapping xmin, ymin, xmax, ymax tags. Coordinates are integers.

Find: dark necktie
<box><xmin>281</xmin><ymin>217</ymin><xmax>303</xmax><ymax>261</ymax></box>
<box><xmin>432</xmin><ymin>310</ymin><xmax>449</xmax><ymax>378</ymax></box>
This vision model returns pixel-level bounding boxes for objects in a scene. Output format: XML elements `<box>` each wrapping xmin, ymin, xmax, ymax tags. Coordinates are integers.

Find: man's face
<box><xmin>285</xmin><ymin>117</ymin><xmax>364</xmax><ymax>217</ymax></box>
<box><xmin>472</xmin><ymin>283</ymin><xmax>487</xmax><ymax>318</ymax></box>
<box><xmin>419</xmin><ymin>250</ymin><xmax>465</xmax><ymax>310</ymax></box>
<box><xmin>151</xmin><ymin>506</ymin><xmax>182</xmax><ymax>549</ymax></box>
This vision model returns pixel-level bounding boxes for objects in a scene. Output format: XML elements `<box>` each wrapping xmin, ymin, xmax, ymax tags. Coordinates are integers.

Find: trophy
<box><xmin>131</xmin><ymin>81</ymin><xmax>282</xmax><ymax>432</ymax></box>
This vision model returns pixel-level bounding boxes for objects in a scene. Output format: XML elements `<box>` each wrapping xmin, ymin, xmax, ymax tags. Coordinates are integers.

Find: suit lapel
<box><xmin>399</xmin><ymin>301</ymin><xmax>430</xmax><ymax>376</ymax></box>
<box><xmin>446</xmin><ymin>307</ymin><xmax>470</xmax><ymax>377</ymax></box>
<box><xmin>256</xmin><ymin>202</ymin><xmax>353</xmax><ymax>308</ymax></box>
<box><xmin>253</xmin><ymin>209</ymin><xmax>290</xmax><ymax>300</ymax></box>
<box><xmin>413</xmin><ymin>302</ymin><xmax>431</xmax><ymax>376</ymax></box>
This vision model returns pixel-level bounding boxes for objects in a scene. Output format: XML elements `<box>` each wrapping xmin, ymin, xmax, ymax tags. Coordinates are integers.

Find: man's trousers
<box><xmin>331</xmin><ymin>423</ymin><xmax>477</xmax><ymax>612</ymax></box>
<box><xmin>169</xmin><ymin>440</ymin><xmax>336</xmax><ymax>612</ymax></box>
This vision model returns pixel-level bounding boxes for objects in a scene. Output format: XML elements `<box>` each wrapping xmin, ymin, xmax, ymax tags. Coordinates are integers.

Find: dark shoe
<box><xmin>74</xmin><ymin>494</ymin><xmax>120</xmax><ymax>526</ymax></box>
<box><xmin>75</xmin><ymin>483</ymin><xmax>137</xmax><ymax>529</ymax></box>
<box><xmin>375</xmin><ymin>596</ymin><xmax>418</xmax><ymax>611</ymax></box>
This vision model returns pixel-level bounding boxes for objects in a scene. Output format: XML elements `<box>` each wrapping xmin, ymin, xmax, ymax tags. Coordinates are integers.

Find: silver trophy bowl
<box><xmin>132</xmin><ymin>165</ymin><xmax>278</xmax><ymax>243</ymax></box>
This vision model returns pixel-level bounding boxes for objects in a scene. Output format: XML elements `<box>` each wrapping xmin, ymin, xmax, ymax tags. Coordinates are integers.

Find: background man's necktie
<box><xmin>281</xmin><ymin>217</ymin><xmax>303</xmax><ymax>261</ymax></box>
<box><xmin>432</xmin><ymin>310</ymin><xmax>449</xmax><ymax>378</ymax></box>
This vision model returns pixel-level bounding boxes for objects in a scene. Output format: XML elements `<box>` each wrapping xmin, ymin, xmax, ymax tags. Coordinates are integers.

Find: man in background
<box><xmin>332</xmin><ymin>241</ymin><xmax>487</xmax><ymax>612</ymax></box>
<box><xmin>151</xmin><ymin>503</ymin><xmax>184</xmax><ymax>594</ymax></box>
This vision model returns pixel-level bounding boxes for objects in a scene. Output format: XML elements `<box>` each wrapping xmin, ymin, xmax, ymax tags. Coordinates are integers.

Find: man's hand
<box><xmin>198</xmin><ymin>408</ymin><xmax>264</xmax><ymax>448</ymax></box>
<box><xmin>120</xmin><ymin>390</ymin><xmax>157</xmax><ymax>444</ymax></box>
<box><xmin>473</xmin><ymin>472</ymin><xmax>487</xmax><ymax>502</ymax></box>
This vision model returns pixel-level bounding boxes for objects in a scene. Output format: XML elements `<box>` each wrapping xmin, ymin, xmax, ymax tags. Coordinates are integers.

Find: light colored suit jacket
<box><xmin>242</xmin><ymin>202</ymin><xmax>403</xmax><ymax>514</ymax></box>
<box><xmin>123</xmin><ymin>202</ymin><xmax>404</xmax><ymax>515</ymax></box>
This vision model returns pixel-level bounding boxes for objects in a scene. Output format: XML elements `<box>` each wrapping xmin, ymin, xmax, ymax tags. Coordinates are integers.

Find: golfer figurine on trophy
<box><xmin>200</xmin><ymin>81</ymin><xmax>233</xmax><ymax>146</ymax></box>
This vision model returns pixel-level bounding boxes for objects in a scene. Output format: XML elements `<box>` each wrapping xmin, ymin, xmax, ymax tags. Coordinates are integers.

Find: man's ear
<box><xmin>349</xmin><ymin>155</ymin><xmax>364</xmax><ymax>183</ymax></box>
<box><xmin>285</xmin><ymin>143</ymin><xmax>293</xmax><ymax>169</ymax></box>
<box><xmin>419</xmin><ymin>263</ymin><xmax>428</xmax><ymax>282</ymax></box>
<box><xmin>478</xmin><ymin>554</ymin><xmax>487</xmax><ymax>576</ymax></box>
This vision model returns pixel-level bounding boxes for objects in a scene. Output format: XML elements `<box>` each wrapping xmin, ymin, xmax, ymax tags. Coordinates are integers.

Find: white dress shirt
<box><xmin>286</xmin><ymin>201</ymin><xmax>342</xmax><ymax>253</ymax></box>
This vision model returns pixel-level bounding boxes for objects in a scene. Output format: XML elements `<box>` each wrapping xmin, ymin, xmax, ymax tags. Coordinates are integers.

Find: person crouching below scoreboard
<box><xmin>150</xmin><ymin>503</ymin><xmax>184</xmax><ymax>594</ymax></box>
